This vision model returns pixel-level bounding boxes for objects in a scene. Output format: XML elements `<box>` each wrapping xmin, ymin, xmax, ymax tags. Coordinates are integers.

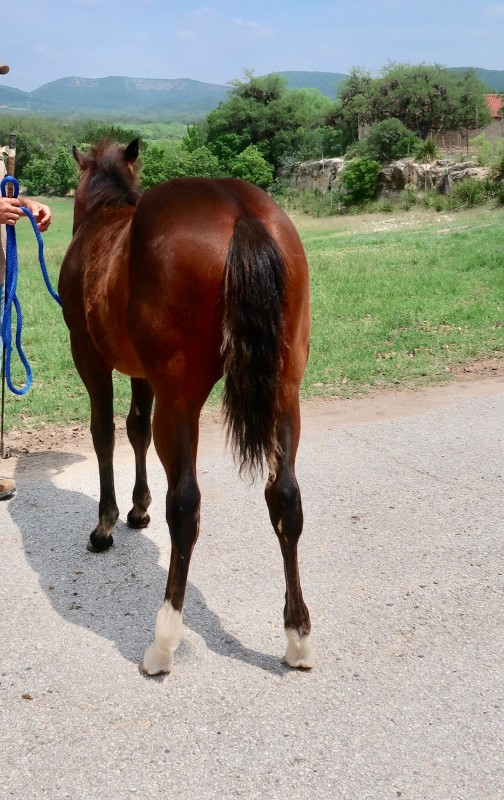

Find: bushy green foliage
<box><xmin>356</xmin><ymin>118</ymin><xmax>421</xmax><ymax>163</ymax></box>
<box><xmin>340</xmin><ymin>157</ymin><xmax>381</xmax><ymax>205</ymax></box>
<box><xmin>414</xmin><ymin>137</ymin><xmax>441</xmax><ymax>163</ymax></box>
<box><xmin>20</xmin><ymin>147</ymin><xmax>78</xmax><ymax>196</ymax></box>
<box><xmin>205</xmin><ymin>73</ymin><xmax>339</xmax><ymax>172</ymax></box>
<box><xmin>21</xmin><ymin>158</ymin><xmax>51</xmax><ymax>195</ymax></box>
<box><xmin>449</xmin><ymin>178</ymin><xmax>487</xmax><ymax>209</ymax></box>
<box><xmin>335</xmin><ymin>64</ymin><xmax>490</xmax><ymax>141</ymax></box>
<box><xmin>418</xmin><ymin>189</ymin><xmax>447</xmax><ymax>212</ymax></box>
<box><xmin>141</xmin><ymin>141</ymin><xmax>221</xmax><ymax>188</ymax></box>
<box><xmin>47</xmin><ymin>147</ymin><xmax>79</xmax><ymax>196</ymax></box>
<box><xmin>230</xmin><ymin>145</ymin><xmax>273</xmax><ymax>189</ymax></box>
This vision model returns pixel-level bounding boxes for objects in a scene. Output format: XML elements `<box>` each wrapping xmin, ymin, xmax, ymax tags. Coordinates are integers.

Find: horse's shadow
<box><xmin>8</xmin><ymin>448</ymin><xmax>287</xmax><ymax>677</ymax></box>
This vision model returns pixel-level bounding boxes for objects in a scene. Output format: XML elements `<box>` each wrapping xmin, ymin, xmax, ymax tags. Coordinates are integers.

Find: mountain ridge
<box><xmin>0</xmin><ymin>69</ymin><xmax>502</xmax><ymax>120</ymax></box>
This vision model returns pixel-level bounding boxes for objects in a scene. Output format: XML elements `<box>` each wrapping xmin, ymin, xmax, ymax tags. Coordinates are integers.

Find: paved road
<box><xmin>1</xmin><ymin>378</ymin><xmax>503</xmax><ymax>799</ymax></box>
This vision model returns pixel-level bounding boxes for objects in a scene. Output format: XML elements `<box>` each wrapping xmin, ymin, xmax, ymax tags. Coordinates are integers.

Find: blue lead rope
<box><xmin>1</xmin><ymin>175</ymin><xmax>62</xmax><ymax>396</ymax></box>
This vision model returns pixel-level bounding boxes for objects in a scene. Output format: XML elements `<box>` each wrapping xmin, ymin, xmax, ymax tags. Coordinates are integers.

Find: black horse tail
<box><xmin>221</xmin><ymin>215</ymin><xmax>286</xmax><ymax>479</ymax></box>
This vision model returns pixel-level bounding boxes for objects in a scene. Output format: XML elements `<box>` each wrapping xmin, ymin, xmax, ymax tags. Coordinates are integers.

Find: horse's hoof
<box><xmin>139</xmin><ymin>643</ymin><xmax>173</xmax><ymax>676</ymax></box>
<box><xmin>87</xmin><ymin>531</ymin><xmax>114</xmax><ymax>553</ymax></box>
<box><xmin>284</xmin><ymin>630</ymin><xmax>316</xmax><ymax>669</ymax></box>
<box><xmin>127</xmin><ymin>510</ymin><xmax>150</xmax><ymax>529</ymax></box>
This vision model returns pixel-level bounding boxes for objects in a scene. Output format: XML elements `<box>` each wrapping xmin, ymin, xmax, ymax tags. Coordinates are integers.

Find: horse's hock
<box><xmin>285</xmin><ymin>157</ymin><xmax>490</xmax><ymax>196</ymax></box>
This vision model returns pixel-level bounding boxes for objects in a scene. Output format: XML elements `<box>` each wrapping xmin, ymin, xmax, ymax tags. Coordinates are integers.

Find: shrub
<box><xmin>415</xmin><ymin>137</ymin><xmax>441</xmax><ymax>163</ymax></box>
<box><xmin>469</xmin><ymin>133</ymin><xmax>495</xmax><ymax>166</ymax></box>
<box><xmin>340</xmin><ymin>157</ymin><xmax>381</xmax><ymax>206</ymax></box>
<box><xmin>21</xmin><ymin>158</ymin><xmax>50</xmax><ymax>195</ymax></box>
<box><xmin>359</xmin><ymin>118</ymin><xmax>420</xmax><ymax>163</ymax></box>
<box><xmin>495</xmin><ymin>181</ymin><xmax>504</xmax><ymax>206</ymax></box>
<box><xmin>274</xmin><ymin>187</ymin><xmax>343</xmax><ymax>217</ymax></box>
<box><xmin>400</xmin><ymin>188</ymin><xmax>419</xmax><ymax>210</ymax></box>
<box><xmin>230</xmin><ymin>145</ymin><xmax>274</xmax><ymax>189</ymax></box>
<box><xmin>419</xmin><ymin>189</ymin><xmax>447</xmax><ymax>212</ymax></box>
<box><xmin>450</xmin><ymin>178</ymin><xmax>486</xmax><ymax>209</ymax></box>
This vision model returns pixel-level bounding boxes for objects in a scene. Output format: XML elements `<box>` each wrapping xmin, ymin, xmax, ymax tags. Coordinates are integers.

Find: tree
<box><xmin>334</xmin><ymin>64</ymin><xmax>491</xmax><ymax>141</ymax></box>
<box><xmin>230</xmin><ymin>145</ymin><xmax>273</xmax><ymax>189</ymax></box>
<box><xmin>357</xmin><ymin>118</ymin><xmax>421</xmax><ymax>162</ymax></box>
<box><xmin>205</xmin><ymin>73</ymin><xmax>337</xmax><ymax>173</ymax></box>
<box><xmin>21</xmin><ymin>158</ymin><xmax>50</xmax><ymax>195</ymax></box>
<box><xmin>340</xmin><ymin>157</ymin><xmax>381</xmax><ymax>205</ymax></box>
<box><xmin>48</xmin><ymin>147</ymin><xmax>79</xmax><ymax>196</ymax></box>
<box><xmin>141</xmin><ymin>141</ymin><xmax>221</xmax><ymax>189</ymax></box>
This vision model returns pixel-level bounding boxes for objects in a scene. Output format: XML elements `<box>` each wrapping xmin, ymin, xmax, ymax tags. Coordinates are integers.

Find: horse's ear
<box><xmin>73</xmin><ymin>145</ymin><xmax>89</xmax><ymax>170</ymax></box>
<box><xmin>124</xmin><ymin>139</ymin><xmax>139</xmax><ymax>165</ymax></box>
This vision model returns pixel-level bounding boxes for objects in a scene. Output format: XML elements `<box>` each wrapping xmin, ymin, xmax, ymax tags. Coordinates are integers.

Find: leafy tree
<box><xmin>340</xmin><ymin>157</ymin><xmax>381</xmax><ymax>205</ymax></box>
<box><xmin>21</xmin><ymin>158</ymin><xmax>50</xmax><ymax>195</ymax></box>
<box><xmin>334</xmin><ymin>64</ymin><xmax>491</xmax><ymax>141</ymax></box>
<box><xmin>205</xmin><ymin>73</ymin><xmax>337</xmax><ymax>172</ymax></box>
<box><xmin>181</xmin><ymin>124</ymin><xmax>206</xmax><ymax>153</ymax></box>
<box><xmin>357</xmin><ymin>118</ymin><xmax>421</xmax><ymax>162</ymax></box>
<box><xmin>181</xmin><ymin>146</ymin><xmax>221</xmax><ymax>178</ymax></box>
<box><xmin>230</xmin><ymin>145</ymin><xmax>274</xmax><ymax>188</ymax></box>
<box><xmin>48</xmin><ymin>147</ymin><xmax>79</xmax><ymax>196</ymax></box>
<box><xmin>141</xmin><ymin>141</ymin><xmax>220</xmax><ymax>188</ymax></box>
<box><xmin>207</xmin><ymin>132</ymin><xmax>244</xmax><ymax>173</ymax></box>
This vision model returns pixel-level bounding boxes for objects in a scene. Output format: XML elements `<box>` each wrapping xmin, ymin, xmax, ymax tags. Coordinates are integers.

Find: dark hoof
<box><xmin>127</xmin><ymin>510</ymin><xmax>150</xmax><ymax>529</ymax></box>
<box><xmin>87</xmin><ymin>531</ymin><xmax>114</xmax><ymax>553</ymax></box>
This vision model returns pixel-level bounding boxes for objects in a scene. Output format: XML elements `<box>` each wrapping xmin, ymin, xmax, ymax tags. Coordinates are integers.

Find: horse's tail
<box><xmin>221</xmin><ymin>215</ymin><xmax>286</xmax><ymax>478</ymax></box>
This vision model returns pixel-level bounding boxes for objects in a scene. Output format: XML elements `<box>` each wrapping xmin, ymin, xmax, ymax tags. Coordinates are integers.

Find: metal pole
<box><xmin>1</xmin><ymin>133</ymin><xmax>16</xmax><ymax>457</ymax></box>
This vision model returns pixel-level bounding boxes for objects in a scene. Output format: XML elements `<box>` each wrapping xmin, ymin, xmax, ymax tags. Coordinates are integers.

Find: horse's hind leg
<box><xmin>140</xmin><ymin>400</ymin><xmax>202</xmax><ymax>675</ymax></box>
<box><xmin>265</xmin><ymin>402</ymin><xmax>315</xmax><ymax>669</ymax></box>
<box><xmin>126</xmin><ymin>377</ymin><xmax>154</xmax><ymax>529</ymax></box>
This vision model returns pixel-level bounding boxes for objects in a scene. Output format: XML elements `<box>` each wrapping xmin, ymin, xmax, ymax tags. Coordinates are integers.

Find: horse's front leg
<box><xmin>126</xmin><ymin>377</ymin><xmax>154</xmax><ymax>529</ymax></box>
<box><xmin>72</xmin><ymin>343</ymin><xmax>119</xmax><ymax>552</ymax></box>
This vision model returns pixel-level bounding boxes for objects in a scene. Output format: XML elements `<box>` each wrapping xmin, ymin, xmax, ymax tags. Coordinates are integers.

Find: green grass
<box><xmin>299</xmin><ymin>208</ymin><xmax>504</xmax><ymax>395</ymax></box>
<box><xmin>2</xmin><ymin>200</ymin><xmax>504</xmax><ymax>431</ymax></box>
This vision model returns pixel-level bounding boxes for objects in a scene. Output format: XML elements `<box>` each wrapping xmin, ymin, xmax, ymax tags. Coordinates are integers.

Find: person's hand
<box><xmin>0</xmin><ymin>196</ymin><xmax>23</xmax><ymax>225</ymax></box>
<box><xmin>21</xmin><ymin>198</ymin><xmax>52</xmax><ymax>232</ymax></box>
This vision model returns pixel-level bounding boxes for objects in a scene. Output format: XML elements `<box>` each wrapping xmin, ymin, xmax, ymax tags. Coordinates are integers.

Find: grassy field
<box><xmin>2</xmin><ymin>199</ymin><xmax>504</xmax><ymax>431</ymax></box>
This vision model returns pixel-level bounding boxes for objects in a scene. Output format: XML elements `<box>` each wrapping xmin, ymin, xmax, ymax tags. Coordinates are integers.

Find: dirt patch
<box><xmin>1</xmin><ymin>358</ymin><xmax>503</xmax><ymax>461</ymax></box>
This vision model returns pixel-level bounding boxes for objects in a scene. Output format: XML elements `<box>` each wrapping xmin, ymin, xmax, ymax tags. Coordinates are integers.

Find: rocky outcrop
<box><xmin>286</xmin><ymin>158</ymin><xmax>345</xmax><ymax>193</ymax></box>
<box><xmin>285</xmin><ymin>157</ymin><xmax>490</xmax><ymax>196</ymax></box>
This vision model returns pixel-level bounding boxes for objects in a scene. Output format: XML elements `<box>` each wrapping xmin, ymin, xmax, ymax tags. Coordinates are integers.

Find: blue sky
<box><xmin>2</xmin><ymin>0</ymin><xmax>504</xmax><ymax>92</ymax></box>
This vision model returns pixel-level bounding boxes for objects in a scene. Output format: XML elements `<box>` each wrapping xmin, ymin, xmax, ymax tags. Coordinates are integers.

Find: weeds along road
<box><xmin>1</xmin><ymin>374</ymin><xmax>503</xmax><ymax>800</ymax></box>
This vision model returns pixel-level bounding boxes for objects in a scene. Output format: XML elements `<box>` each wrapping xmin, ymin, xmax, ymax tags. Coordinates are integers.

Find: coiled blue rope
<box><xmin>1</xmin><ymin>175</ymin><xmax>61</xmax><ymax>395</ymax></box>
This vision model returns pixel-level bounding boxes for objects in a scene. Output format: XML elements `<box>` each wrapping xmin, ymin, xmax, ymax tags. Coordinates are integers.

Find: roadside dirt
<box><xmin>1</xmin><ymin>358</ymin><xmax>503</xmax><ymax>462</ymax></box>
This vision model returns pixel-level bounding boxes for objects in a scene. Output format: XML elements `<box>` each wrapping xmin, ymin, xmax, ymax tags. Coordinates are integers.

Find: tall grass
<box><xmin>2</xmin><ymin>199</ymin><xmax>504</xmax><ymax>430</ymax></box>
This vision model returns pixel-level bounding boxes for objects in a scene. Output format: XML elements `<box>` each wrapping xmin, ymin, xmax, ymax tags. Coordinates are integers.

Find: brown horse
<box><xmin>58</xmin><ymin>139</ymin><xmax>314</xmax><ymax>675</ymax></box>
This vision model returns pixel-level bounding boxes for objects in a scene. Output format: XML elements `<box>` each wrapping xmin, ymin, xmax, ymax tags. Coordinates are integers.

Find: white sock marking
<box><xmin>284</xmin><ymin>628</ymin><xmax>316</xmax><ymax>669</ymax></box>
<box><xmin>140</xmin><ymin>600</ymin><xmax>183</xmax><ymax>675</ymax></box>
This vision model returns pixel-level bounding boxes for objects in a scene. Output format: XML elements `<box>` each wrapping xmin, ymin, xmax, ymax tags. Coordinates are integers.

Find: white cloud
<box><xmin>232</xmin><ymin>18</ymin><xmax>275</xmax><ymax>38</ymax></box>
<box><xmin>484</xmin><ymin>4</ymin><xmax>504</xmax><ymax>16</ymax></box>
<box><xmin>176</xmin><ymin>29</ymin><xmax>197</xmax><ymax>41</ymax></box>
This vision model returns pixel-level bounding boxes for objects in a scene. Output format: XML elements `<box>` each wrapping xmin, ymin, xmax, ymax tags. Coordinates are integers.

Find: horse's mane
<box><xmin>81</xmin><ymin>140</ymin><xmax>142</xmax><ymax>213</ymax></box>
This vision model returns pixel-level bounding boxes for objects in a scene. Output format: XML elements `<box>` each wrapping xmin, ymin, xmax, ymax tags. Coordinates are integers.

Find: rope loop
<box><xmin>1</xmin><ymin>176</ymin><xmax>61</xmax><ymax>396</ymax></box>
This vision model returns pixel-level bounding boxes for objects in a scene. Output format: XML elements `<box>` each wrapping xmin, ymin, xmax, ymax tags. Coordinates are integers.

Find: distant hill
<box><xmin>0</xmin><ymin>68</ymin><xmax>502</xmax><ymax>120</ymax></box>
<box><xmin>0</xmin><ymin>76</ymin><xmax>229</xmax><ymax>120</ymax></box>
<box><xmin>450</xmin><ymin>67</ymin><xmax>504</xmax><ymax>92</ymax></box>
<box><xmin>275</xmin><ymin>71</ymin><xmax>348</xmax><ymax>98</ymax></box>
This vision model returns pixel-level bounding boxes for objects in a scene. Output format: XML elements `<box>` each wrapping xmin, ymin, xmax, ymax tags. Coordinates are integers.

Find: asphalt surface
<box><xmin>1</xmin><ymin>378</ymin><xmax>503</xmax><ymax>800</ymax></box>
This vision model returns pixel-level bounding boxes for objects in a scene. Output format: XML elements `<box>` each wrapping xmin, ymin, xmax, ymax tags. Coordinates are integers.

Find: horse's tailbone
<box><xmin>221</xmin><ymin>216</ymin><xmax>286</xmax><ymax>479</ymax></box>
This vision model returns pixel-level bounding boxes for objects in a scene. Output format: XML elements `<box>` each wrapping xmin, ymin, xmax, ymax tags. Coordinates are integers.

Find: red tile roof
<box><xmin>486</xmin><ymin>94</ymin><xmax>503</xmax><ymax>118</ymax></box>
